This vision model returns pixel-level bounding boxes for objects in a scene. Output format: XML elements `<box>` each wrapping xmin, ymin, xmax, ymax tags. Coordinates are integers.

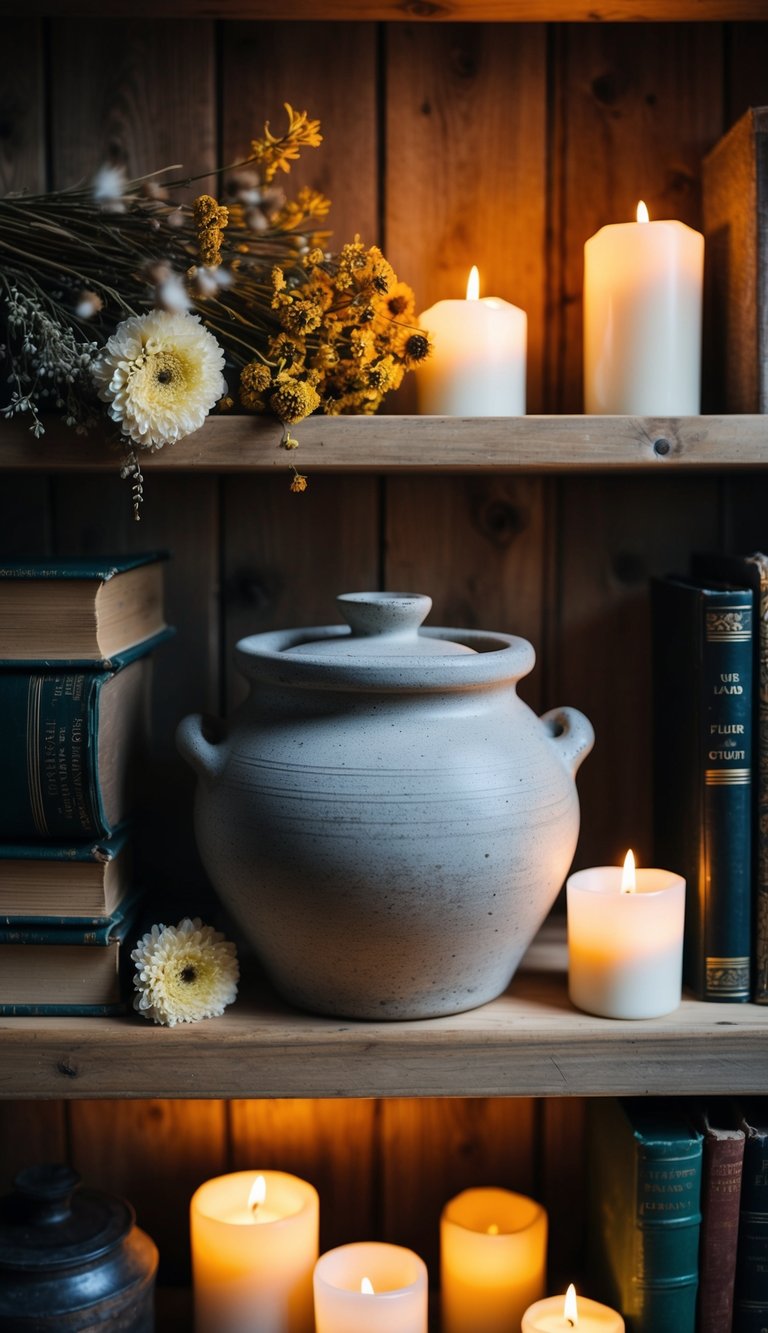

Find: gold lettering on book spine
<box><xmin>706</xmin><ymin>957</ymin><xmax>750</xmax><ymax>995</ymax></box>
<box><xmin>706</xmin><ymin>607</ymin><xmax>752</xmax><ymax>642</ymax></box>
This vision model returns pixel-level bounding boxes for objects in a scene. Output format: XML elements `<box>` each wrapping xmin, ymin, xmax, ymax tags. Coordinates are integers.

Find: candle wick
<box><xmin>566</xmin><ymin>1321</ymin><xmax>575</xmax><ymax>1330</ymax></box>
<box><xmin>251</xmin><ymin>1201</ymin><xmax>259</xmax><ymax>1217</ymax></box>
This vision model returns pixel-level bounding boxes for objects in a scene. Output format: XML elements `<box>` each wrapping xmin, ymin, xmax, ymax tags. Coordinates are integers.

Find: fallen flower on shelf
<box><xmin>131</xmin><ymin>917</ymin><xmax>239</xmax><ymax>1027</ymax></box>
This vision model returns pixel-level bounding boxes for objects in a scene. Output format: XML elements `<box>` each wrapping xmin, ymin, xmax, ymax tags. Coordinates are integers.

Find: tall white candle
<box><xmin>583</xmin><ymin>202</ymin><xmax>704</xmax><ymax>414</ymax></box>
<box><xmin>313</xmin><ymin>1242</ymin><xmax>428</xmax><ymax>1333</ymax></box>
<box><xmin>522</xmin><ymin>1285</ymin><xmax>625</xmax><ymax>1332</ymax></box>
<box><xmin>190</xmin><ymin>1170</ymin><xmax>319</xmax><ymax>1333</ymax></box>
<box><xmin>417</xmin><ymin>267</ymin><xmax>527</xmax><ymax>415</ymax></box>
<box><xmin>441</xmin><ymin>1187</ymin><xmax>547</xmax><ymax>1333</ymax></box>
<box><xmin>567</xmin><ymin>851</ymin><xmax>686</xmax><ymax>1020</ymax></box>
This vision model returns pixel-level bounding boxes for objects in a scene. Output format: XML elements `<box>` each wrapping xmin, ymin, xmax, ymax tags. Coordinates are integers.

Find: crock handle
<box><xmin>176</xmin><ymin>713</ymin><xmax>227</xmax><ymax>787</ymax></box>
<box><xmin>540</xmin><ymin>706</ymin><xmax>595</xmax><ymax>777</ymax></box>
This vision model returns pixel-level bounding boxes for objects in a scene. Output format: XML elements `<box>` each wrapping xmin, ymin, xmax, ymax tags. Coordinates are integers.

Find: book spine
<box><xmin>734</xmin><ymin>1131</ymin><xmax>768</xmax><ymax>1333</ymax></box>
<box><xmin>630</xmin><ymin>1145</ymin><xmax>703</xmax><ymax>1333</ymax></box>
<box><xmin>697</xmin><ymin>1135</ymin><xmax>745</xmax><ymax>1333</ymax></box>
<box><xmin>753</xmin><ymin>563</ymin><xmax>768</xmax><ymax>1002</ymax></box>
<box><xmin>0</xmin><ymin>672</ymin><xmax>109</xmax><ymax>840</ymax></box>
<box><xmin>697</xmin><ymin>594</ymin><xmax>753</xmax><ymax>1000</ymax></box>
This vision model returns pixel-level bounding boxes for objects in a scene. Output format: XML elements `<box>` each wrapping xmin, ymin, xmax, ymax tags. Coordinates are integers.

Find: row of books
<box><xmin>652</xmin><ymin>553</ymin><xmax>768</xmax><ymax>1003</ymax></box>
<box><xmin>0</xmin><ymin>552</ymin><xmax>171</xmax><ymax>1014</ymax></box>
<box><xmin>588</xmin><ymin>1098</ymin><xmax>768</xmax><ymax>1333</ymax></box>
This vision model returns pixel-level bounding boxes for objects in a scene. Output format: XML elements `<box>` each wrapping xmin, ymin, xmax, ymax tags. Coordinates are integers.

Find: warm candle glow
<box><xmin>360</xmin><ymin>1276</ymin><xmax>375</xmax><ymax>1295</ymax></box>
<box><xmin>248</xmin><ymin>1174</ymin><xmax>267</xmax><ymax>1212</ymax></box>
<box><xmin>564</xmin><ymin>1284</ymin><xmax>579</xmax><ymax>1326</ymax></box>
<box><xmin>487</xmin><ymin>1223</ymin><xmax>500</xmax><ymax>1235</ymax></box>
<box><xmin>621</xmin><ymin>849</ymin><xmax>636</xmax><ymax>895</ymax></box>
<box><xmin>466</xmin><ymin>266</ymin><xmax>480</xmax><ymax>301</ymax></box>
<box><xmin>636</xmin><ymin>200</ymin><xmax>650</xmax><ymax>224</ymax></box>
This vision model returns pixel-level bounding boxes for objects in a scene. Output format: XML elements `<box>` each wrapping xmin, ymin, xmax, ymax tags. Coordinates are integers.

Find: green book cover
<box><xmin>588</xmin><ymin>1099</ymin><xmax>704</xmax><ymax>1333</ymax></box>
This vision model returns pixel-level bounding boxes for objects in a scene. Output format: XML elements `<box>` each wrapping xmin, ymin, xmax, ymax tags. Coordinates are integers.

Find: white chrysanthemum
<box><xmin>131</xmin><ymin>918</ymin><xmax>239</xmax><ymax>1027</ymax></box>
<box><xmin>93</xmin><ymin>310</ymin><xmax>226</xmax><ymax>450</ymax></box>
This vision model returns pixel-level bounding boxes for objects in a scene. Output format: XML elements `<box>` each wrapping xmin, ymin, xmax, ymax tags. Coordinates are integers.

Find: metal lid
<box><xmin>287</xmin><ymin>593</ymin><xmax>476</xmax><ymax>658</ymax></box>
<box><xmin>0</xmin><ymin>1165</ymin><xmax>133</xmax><ymax>1273</ymax></box>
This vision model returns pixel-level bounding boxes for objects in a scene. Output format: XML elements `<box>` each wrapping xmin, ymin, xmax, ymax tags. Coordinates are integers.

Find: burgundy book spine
<box><xmin>698</xmin><ymin>1121</ymin><xmax>745</xmax><ymax>1333</ymax></box>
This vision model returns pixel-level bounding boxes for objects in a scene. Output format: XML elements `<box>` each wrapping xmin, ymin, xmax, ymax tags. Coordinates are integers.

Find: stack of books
<box><xmin>0</xmin><ymin>553</ymin><xmax>171</xmax><ymax>1015</ymax></box>
<box><xmin>652</xmin><ymin>553</ymin><xmax>768</xmax><ymax>1004</ymax></box>
<box><xmin>587</xmin><ymin>1097</ymin><xmax>768</xmax><ymax>1333</ymax></box>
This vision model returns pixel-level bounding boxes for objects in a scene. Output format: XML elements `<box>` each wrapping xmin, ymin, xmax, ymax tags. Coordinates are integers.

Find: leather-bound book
<box><xmin>734</xmin><ymin>1102</ymin><xmax>768</xmax><ymax>1333</ymax></box>
<box><xmin>694</xmin><ymin>1102</ymin><xmax>745</xmax><ymax>1333</ymax></box>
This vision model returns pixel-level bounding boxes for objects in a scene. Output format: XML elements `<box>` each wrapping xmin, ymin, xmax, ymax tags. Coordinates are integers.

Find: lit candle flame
<box><xmin>361</xmin><ymin>1277</ymin><xmax>375</xmax><ymax>1295</ymax></box>
<box><xmin>636</xmin><ymin>200</ymin><xmax>650</xmax><ymax>224</ymax></box>
<box><xmin>248</xmin><ymin>1175</ymin><xmax>267</xmax><ymax>1213</ymax></box>
<box><xmin>487</xmin><ymin>1223</ymin><xmax>500</xmax><ymax>1235</ymax></box>
<box><xmin>564</xmin><ymin>1284</ymin><xmax>579</xmax><ymax>1327</ymax></box>
<box><xmin>466</xmin><ymin>266</ymin><xmax>480</xmax><ymax>301</ymax></box>
<box><xmin>621</xmin><ymin>849</ymin><xmax>637</xmax><ymax>895</ymax></box>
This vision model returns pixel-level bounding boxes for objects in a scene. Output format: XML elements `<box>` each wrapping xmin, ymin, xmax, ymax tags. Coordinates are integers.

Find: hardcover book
<box><xmin>692</xmin><ymin>552</ymin><xmax>768</xmax><ymax>1003</ymax></box>
<box><xmin>652</xmin><ymin>577</ymin><xmax>753</xmax><ymax>1001</ymax></box>
<box><xmin>0</xmin><ymin>889</ymin><xmax>143</xmax><ymax>1015</ymax></box>
<box><xmin>734</xmin><ymin>1103</ymin><xmax>768</xmax><ymax>1333</ymax></box>
<box><xmin>0</xmin><ymin>827</ymin><xmax>132</xmax><ymax>922</ymax></box>
<box><xmin>693</xmin><ymin>1101</ymin><xmax>745</xmax><ymax>1333</ymax></box>
<box><xmin>0</xmin><ymin>552</ymin><xmax>168</xmax><ymax>665</ymax></box>
<box><xmin>0</xmin><ymin>634</ymin><xmax>171</xmax><ymax>841</ymax></box>
<box><xmin>588</xmin><ymin>1098</ymin><xmax>704</xmax><ymax>1333</ymax></box>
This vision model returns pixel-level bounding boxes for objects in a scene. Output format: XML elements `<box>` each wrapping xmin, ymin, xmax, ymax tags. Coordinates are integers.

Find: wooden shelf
<box><xmin>2</xmin><ymin>923</ymin><xmax>766</xmax><ymax>1100</ymax></box>
<box><xmin>3</xmin><ymin>415</ymin><xmax>768</xmax><ymax>474</ymax></box>
<box><xmin>2</xmin><ymin>1</ymin><xmax>764</xmax><ymax>20</ymax></box>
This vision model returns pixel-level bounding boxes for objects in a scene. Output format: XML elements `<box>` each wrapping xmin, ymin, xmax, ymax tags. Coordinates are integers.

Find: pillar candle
<box><xmin>567</xmin><ymin>851</ymin><xmax>686</xmax><ymax>1019</ymax></box>
<box><xmin>417</xmin><ymin>267</ymin><xmax>527</xmax><ymax>415</ymax></box>
<box><xmin>440</xmin><ymin>1187</ymin><xmax>547</xmax><ymax>1333</ymax></box>
<box><xmin>190</xmin><ymin>1170</ymin><xmax>319</xmax><ymax>1333</ymax></box>
<box><xmin>522</xmin><ymin>1285</ymin><xmax>624</xmax><ymax>1332</ymax></box>
<box><xmin>583</xmin><ymin>202</ymin><xmax>704</xmax><ymax>415</ymax></box>
<box><xmin>313</xmin><ymin>1241</ymin><xmax>428</xmax><ymax>1333</ymax></box>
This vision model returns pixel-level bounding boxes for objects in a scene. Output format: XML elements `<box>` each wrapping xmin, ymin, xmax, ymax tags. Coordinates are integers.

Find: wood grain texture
<box><xmin>385</xmin><ymin>23</ymin><xmax>547</xmax><ymax>412</ymax></box>
<box><xmin>380</xmin><ymin>1098</ymin><xmax>536</xmax><ymax>1275</ymax></box>
<box><xmin>539</xmin><ymin>1098</ymin><xmax>587</xmax><ymax>1286</ymax></box>
<box><xmin>0</xmin><ymin>20</ymin><xmax>44</xmax><ymax>193</ymax></box>
<box><xmin>5</xmin><ymin>414</ymin><xmax>768</xmax><ymax>470</ymax></box>
<box><xmin>230</xmin><ymin>1099</ymin><xmax>378</xmax><ymax>1251</ymax></box>
<box><xmin>0</xmin><ymin>1</ymin><xmax>765</xmax><ymax>19</ymax></box>
<box><xmin>555</xmin><ymin>474</ymin><xmax>722</xmax><ymax>870</ymax></box>
<box><xmin>68</xmin><ymin>1100</ymin><xmax>227</xmax><ymax>1283</ymax></box>
<box><xmin>2</xmin><ymin>923</ymin><xmax>767</xmax><ymax>1100</ymax></box>
<box><xmin>726</xmin><ymin>22</ymin><xmax>768</xmax><ymax>122</ymax></box>
<box><xmin>548</xmin><ymin>23</ymin><xmax>724</xmax><ymax>411</ymax></box>
<box><xmin>0</xmin><ymin>1102</ymin><xmax>67</xmax><ymax>1187</ymax></box>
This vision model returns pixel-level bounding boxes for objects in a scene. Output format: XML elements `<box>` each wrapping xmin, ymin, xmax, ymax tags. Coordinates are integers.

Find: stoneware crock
<box><xmin>177</xmin><ymin>591</ymin><xmax>594</xmax><ymax>1020</ymax></box>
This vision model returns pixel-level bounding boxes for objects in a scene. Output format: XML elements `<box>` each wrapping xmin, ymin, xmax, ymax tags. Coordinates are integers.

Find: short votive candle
<box><xmin>440</xmin><ymin>1187</ymin><xmax>547</xmax><ymax>1333</ymax></box>
<box><xmin>313</xmin><ymin>1242</ymin><xmax>428</xmax><ymax>1333</ymax></box>
<box><xmin>190</xmin><ymin>1170</ymin><xmax>319</xmax><ymax>1333</ymax></box>
<box><xmin>522</xmin><ymin>1288</ymin><xmax>625</xmax><ymax>1332</ymax></box>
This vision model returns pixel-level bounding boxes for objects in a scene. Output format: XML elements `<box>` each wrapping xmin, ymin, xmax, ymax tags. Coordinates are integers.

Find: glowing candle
<box><xmin>522</xmin><ymin>1284</ymin><xmax>625</xmax><ymax>1331</ymax></box>
<box><xmin>313</xmin><ymin>1242</ymin><xmax>427</xmax><ymax>1333</ymax></box>
<box><xmin>583</xmin><ymin>201</ymin><xmax>704</xmax><ymax>414</ymax></box>
<box><xmin>567</xmin><ymin>850</ymin><xmax>686</xmax><ymax>1019</ymax></box>
<box><xmin>440</xmin><ymin>1187</ymin><xmax>547</xmax><ymax>1333</ymax></box>
<box><xmin>417</xmin><ymin>266</ymin><xmax>527</xmax><ymax>415</ymax></box>
<box><xmin>190</xmin><ymin>1170</ymin><xmax>319</xmax><ymax>1333</ymax></box>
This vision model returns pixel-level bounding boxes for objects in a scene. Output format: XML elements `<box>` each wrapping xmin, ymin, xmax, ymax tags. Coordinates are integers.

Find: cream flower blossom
<box><xmin>131</xmin><ymin>918</ymin><xmax>239</xmax><ymax>1027</ymax></box>
<box><xmin>93</xmin><ymin>309</ymin><xmax>226</xmax><ymax>450</ymax></box>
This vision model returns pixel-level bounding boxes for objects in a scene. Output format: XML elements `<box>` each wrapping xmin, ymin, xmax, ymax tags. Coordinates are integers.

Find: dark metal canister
<box><xmin>0</xmin><ymin>1163</ymin><xmax>158</xmax><ymax>1331</ymax></box>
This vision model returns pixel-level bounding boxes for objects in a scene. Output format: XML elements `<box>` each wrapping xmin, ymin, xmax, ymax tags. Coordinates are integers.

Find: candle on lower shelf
<box><xmin>190</xmin><ymin>1170</ymin><xmax>319</xmax><ymax>1333</ymax></box>
<box><xmin>440</xmin><ymin>1187</ymin><xmax>547</xmax><ymax>1333</ymax></box>
<box><xmin>313</xmin><ymin>1241</ymin><xmax>428</xmax><ymax>1333</ymax></box>
<box><xmin>567</xmin><ymin>851</ymin><xmax>686</xmax><ymax>1020</ymax></box>
<box><xmin>522</xmin><ymin>1285</ymin><xmax>625</xmax><ymax>1331</ymax></box>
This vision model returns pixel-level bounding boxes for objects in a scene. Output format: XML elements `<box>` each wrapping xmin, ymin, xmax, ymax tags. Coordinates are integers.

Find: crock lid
<box><xmin>287</xmin><ymin>593</ymin><xmax>475</xmax><ymax>657</ymax></box>
<box><xmin>0</xmin><ymin>1165</ymin><xmax>133</xmax><ymax>1273</ymax></box>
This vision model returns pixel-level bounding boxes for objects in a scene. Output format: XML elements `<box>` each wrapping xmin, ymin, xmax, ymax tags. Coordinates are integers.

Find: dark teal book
<box><xmin>734</xmin><ymin>1102</ymin><xmax>768</xmax><ymax>1333</ymax></box>
<box><xmin>0</xmin><ymin>826</ymin><xmax>131</xmax><ymax>923</ymax></box>
<box><xmin>0</xmin><ymin>889</ymin><xmax>143</xmax><ymax>1015</ymax></box>
<box><xmin>652</xmin><ymin>577</ymin><xmax>753</xmax><ymax>1001</ymax></box>
<box><xmin>0</xmin><ymin>551</ymin><xmax>169</xmax><ymax>666</ymax></box>
<box><xmin>0</xmin><ymin>635</ymin><xmax>171</xmax><ymax>840</ymax></box>
<box><xmin>588</xmin><ymin>1099</ymin><xmax>704</xmax><ymax>1333</ymax></box>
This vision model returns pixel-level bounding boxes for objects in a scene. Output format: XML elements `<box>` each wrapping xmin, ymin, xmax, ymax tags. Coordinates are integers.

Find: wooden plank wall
<box><xmin>1</xmin><ymin>14</ymin><xmax>768</xmax><ymax>1301</ymax></box>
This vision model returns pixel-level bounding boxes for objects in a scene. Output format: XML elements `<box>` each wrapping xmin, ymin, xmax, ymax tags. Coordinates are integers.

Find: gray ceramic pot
<box><xmin>177</xmin><ymin>592</ymin><xmax>594</xmax><ymax>1020</ymax></box>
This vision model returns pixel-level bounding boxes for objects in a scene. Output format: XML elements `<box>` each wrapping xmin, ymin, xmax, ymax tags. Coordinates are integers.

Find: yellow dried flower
<box><xmin>250</xmin><ymin>104</ymin><xmax>323</xmax><ymax>184</ymax></box>
<box><xmin>270</xmin><ymin>376</ymin><xmax>321</xmax><ymax>424</ymax></box>
<box><xmin>194</xmin><ymin>194</ymin><xmax>229</xmax><ymax>269</ymax></box>
<box><xmin>382</xmin><ymin>281</ymin><xmax>416</xmax><ymax>322</ymax></box>
<box><xmin>277</xmin><ymin>296</ymin><xmax>324</xmax><ymax>336</ymax></box>
<box><xmin>219</xmin><ymin>395</ymin><xmax>234</xmax><ymax>412</ymax></box>
<box><xmin>241</xmin><ymin>361</ymin><xmax>272</xmax><ymax>395</ymax></box>
<box><xmin>273</xmin><ymin>187</ymin><xmax>332</xmax><ymax>231</ymax></box>
<box><xmin>401</xmin><ymin>331</ymin><xmax>431</xmax><ymax>368</ymax></box>
<box><xmin>272</xmin><ymin>266</ymin><xmax>286</xmax><ymax>293</ymax></box>
<box><xmin>290</xmin><ymin>471</ymin><xmax>309</xmax><ymax>493</ymax></box>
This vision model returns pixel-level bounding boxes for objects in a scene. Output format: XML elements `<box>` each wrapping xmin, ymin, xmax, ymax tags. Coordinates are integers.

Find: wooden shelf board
<box><xmin>1</xmin><ymin>1</ymin><xmax>763</xmax><ymax>20</ymax></box>
<box><xmin>3</xmin><ymin>414</ymin><xmax>768</xmax><ymax>474</ymax></box>
<box><xmin>2</xmin><ymin>923</ymin><xmax>766</xmax><ymax>1100</ymax></box>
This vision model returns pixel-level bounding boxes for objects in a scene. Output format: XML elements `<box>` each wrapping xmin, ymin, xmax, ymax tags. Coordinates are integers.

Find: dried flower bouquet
<box><xmin>0</xmin><ymin>105</ymin><xmax>429</xmax><ymax>513</ymax></box>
